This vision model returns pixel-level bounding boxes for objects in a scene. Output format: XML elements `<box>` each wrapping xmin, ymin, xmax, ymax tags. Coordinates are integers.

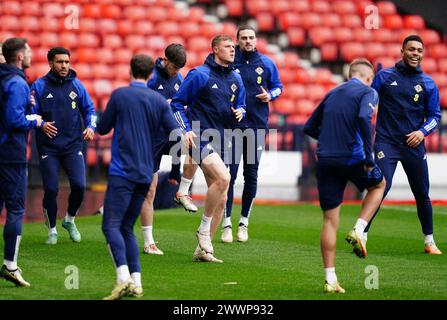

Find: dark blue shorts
<box><xmin>316</xmin><ymin>159</ymin><xmax>383</xmax><ymax>210</ymax></box>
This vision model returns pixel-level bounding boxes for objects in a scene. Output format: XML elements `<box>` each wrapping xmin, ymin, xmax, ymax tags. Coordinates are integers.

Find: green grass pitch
<box><xmin>1</xmin><ymin>204</ymin><xmax>446</xmax><ymax>300</ymax></box>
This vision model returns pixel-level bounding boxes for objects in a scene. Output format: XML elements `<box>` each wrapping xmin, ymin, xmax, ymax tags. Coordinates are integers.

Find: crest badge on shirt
<box><xmin>174</xmin><ymin>83</ymin><xmax>180</xmax><ymax>91</ymax></box>
<box><xmin>69</xmin><ymin>91</ymin><xmax>77</xmax><ymax>100</ymax></box>
<box><xmin>231</xmin><ymin>83</ymin><xmax>237</xmax><ymax>92</ymax></box>
<box><xmin>255</xmin><ymin>67</ymin><xmax>264</xmax><ymax>75</ymax></box>
<box><xmin>414</xmin><ymin>84</ymin><xmax>423</xmax><ymax>93</ymax></box>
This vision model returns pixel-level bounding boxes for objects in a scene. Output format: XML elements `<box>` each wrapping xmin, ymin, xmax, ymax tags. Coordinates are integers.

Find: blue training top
<box><xmin>0</xmin><ymin>64</ymin><xmax>38</xmax><ymax>163</ymax></box>
<box><xmin>233</xmin><ymin>46</ymin><xmax>283</xmax><ymax>129</ymax></box>
<box><xmin>31</xmin><ymin>69</ymin><xmax>96</xmax><ymax>155</ymax></box>
<box><xmin>97</xmin><ymin>82</ymin><xmax>180</xmax><ymax>184</ymax></box>
<box><xmin>304</xmin><ymin>78</ymin><xmax>378</xmax><ymax>167</ymax></box>
<box><xmin>372</xmin><ymin>60</ymin><xmax>441</xmax><ymax>145</ymax></box>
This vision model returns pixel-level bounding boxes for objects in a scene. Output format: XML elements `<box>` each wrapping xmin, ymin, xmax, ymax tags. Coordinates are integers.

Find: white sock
<box><xmin>198</xmin><ymin>214</ymin><xmax>212</xmax><ymax>233</ymax></box>
<box><xmin>65</xmin><ymin>213</ymin><xmax>75</xmax><ymax>223</ymax></box>
<box><xmin>424</xmin><ymin>234</ymin><xmax>434</xmax><ymax>244</ymax></box>
<box><xmin>49</xmin><ymin>227</ymin><xmax>57</xmax><ymax>235</ymax></box>
<box><xmin>142</xmin><ymin>226</ymin><xmax>155</xmax><ymax>246</ymax></box>
<box><xmin>4</xmin><ymin>259</ymin><xmax>17</xmax><ymax>271</ymax></box>
<box><xmin>324</xmin><ymin>267</ymin><xmax>337</xmax><ymax>284</ymax></box>
<box><xmin>222</xmin><ymin>217</ymin><xmax>232</xmax><ymax>228</ymax></box>
<box><xmin>116</xmin><ymin>265</ymin><xmax>130</xmax><ymax>284</ymax></box>
<box><xmin>354</xmin><ymin>218</ymin><xmax>368</xmax><ymax>235</ymax></box>
<box><xmin>178</xmin><ymin>177</ymin><xmax>192</xmax><ymax>195</ymax></box>
<box><xmin>131</xmin><ymin>272</ymin><xmax>142</xmax><ymax>288</ymax></box>
<box><xmin>239</xmin><ymin>216</ymin><xmax>249</xmax><ymax>227</ymax></box>
<box><xmin>363</xmin><ymin>232</ymin><xmax>368</xmax><ymax>241</ymax></box>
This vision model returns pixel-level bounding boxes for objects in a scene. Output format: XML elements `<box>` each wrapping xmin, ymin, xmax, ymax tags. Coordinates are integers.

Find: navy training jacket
<box><xmin>31</xmin><ymin>69</ymin><xmax>96</xmax><ymax>155</ymax></box>
<box><xmin>233</xmin><ymin>46</ymin><xmax>282</xmax><ymax>129</ymax></box>
<box><xmin>372</xmin><ymin>60</ymin><xmax>441</xmax><ymax>146</ymax></box>
<box><xmin>97</xmin><ymin>82</ymin><xmax>180</xmax><ymax>185</ymax></box>
<box><xmin>171</xmin><ymin>54</ymin><xmax>246</xmax><ymax>134</ymax></box>
<box><xmin>0</xmin><ymin>64</ymin><xmax>38</xmax><ymax>163</ymax></box>
<box><xmin>304</xmin><ymin>78</ymin><xmax>379</xmax><ymax>167</ymax></box>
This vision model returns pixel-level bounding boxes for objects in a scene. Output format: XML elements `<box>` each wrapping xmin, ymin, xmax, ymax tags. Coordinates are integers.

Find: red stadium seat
<box><xmin>421</xmin><ymin>57</ymin><xmax>437</xmax><ymax>74</ymax></box>
<box><xmin>96</xmin><ymin>48</ymin><xmax>114</xmax><ymax>64</ymax></box>
<box><xmin>125</xmin><ymin>35</ymin><xmax>147</xmax><ymax>50</ymax></box>
<box><xmin>278</xmin><ymin>12</ymin><xmax>301</xmax><ymax>30</ymax></box>
<box><xmin>103</xmin><ymin>34</ymin><xmax>123</xmax><ymax>49</ymax></box>
<box><xmin>296</xmin><ymin>99</ymin><xmax>315</xmax><ymax>117</ymax></box>
<box><xmin>307</xmin><ymin>84</ymin><xmax>327</xmax><ymax>102</ymax></box>
<box><xmin>75</xmin><ymin>63</ymin><xmax>93</xmax><ymax>80</ymax></box>
<box><xmin>283</xmin><ymin>52</ymin><xmax>300</xmax><ymax>67</ymax></box>
<box><xmin>356</xmin><ymin>0</ymin><xmax>375</xmax><ymax>17</ymax></box>
<box><xmin>418</xmin><ymin>29</ymin><xmax>441</xmax><ymax>44</ymax></box>
<box><xmin>286</xmin><ymin>114</ymin><xmax>308</xmax><ymax>125</ymax></box>
<box><xmin>116</xmin><ymin>20</ymin><xmax>134</xmax><ymax>36</ymax></box>
<box><xmin>77</xmin><ymin>48</ymin><xmax>98</xmax><ymax>63</ymax></box>
<box><xmin>166</xmin><ymin>7</ymin><xmax>186</xmax><ymax>21</ymax></box>
<box><xmin>79</xmin><ymin>18</ymin><xmax>97</xmax><ymax>33</ymax></box>
<box><xmin>285</xmin><ymin>84</ymin><xmax>306</xmax><ymax>99</ymax></box>
<box><xmin>384</xmin><ymin>43</ymin><xmax>402</xmax><ymax>59</ymax></box>
<box><xmin>333</xmin><ymin>27</ymin><xmax>354</xmax><ymax>43</ymax></box>
<box><xmin>274</xmin><ymin>98</ymin><xmax>295</xmax><ymax>115</ymax></box>
<box><xmin>147</xmin><ymin>35</ymin><xmax>166</xmax><ymax>52</ymax></box>
<box><xmin>301</xmin><ymin>13</ymin><xmax>322</xmax><ymax>30</ymax></box>
<box><xmin>430</xmin><ymin>73</ymin><xmax>447</xmax><ymax>87</ymax></box>
<box><xmin>256</xmin><ymin>13</ymin><xmax>275</xmax><ymax>32</ymax></box>
<box><xmin>224</xmin><ymin>0</ymin><xmax>244</xmax><ymax>17</ymax></box>
<box><xmin>287</xmin><ymin>28</ymin><xmax>305</xmax><ymax>46</ymax></box>
<box><xmin>376</xmin><ymin>1</ymin><xmax>396</xmax><ymax>15</ymax></box>
<box><xmin>440</xmin><ymin>87</ymin><xmax>447</xmax><ymax>108</ymax></box>
<box><xmin>157</xmin><ymin>21</ymin><xmax>180</xmax><ymax>38</ymax></box>
<box><xmin>188</xmin><ymin>6</ymin><xmax>206</xmax><ymax>22</ymax></box>
<box><xmin>320</xmin><ymin>43</ymin><xmax>338</xmax><ymax>61</ymax></box>
<box><xmin>92</xmin><ymin>64</ymin><xmax>114</xmax><ymax>80</ymax></box>
<box><xmin>97</xmin><ymin>19</ymin><xmax>117</xmax><ymax>34</ymax></box>
<box><xmin>271</xmin><ymin>0</ymin><xmax>290</xmax><ymax>15</ymax></box>
<box><xmin>309</xmin><ymin>27</ymin><xmax>333</xmax><ymax>47</ymax></box>
<box><xmin>312</xmin><ymin>0</ymin><xmax>331</xmax><ymax>13</ymax></box>
<box><xmin>437</xmin><ymin>58</ymin><xmax>447</xmax><ymax>73</ymax></box>
<box><xmin>289</xmin><ymin>0</ymin><xmax>311</xmax><ymax>13</ymax></box>
<box><xmin>113</xmin><ymin>48</ymin><xmax>133</xmax><ymax>64</ymax></box>
<box><xmin>384</xmin><ymin>14</ymin><xmax>403</xmax><ymax>29</ymax></box>
<box><xmin>1</xmin><ymin>16</ymin><xmax>20</xmax><ymax>31</ymax></box>
<box><xmin>363</xmin><ymin>42</ymin><xmax>386</xmax><ymax>61</ymax></box>
<box><xmin>113</xmin><ymin>65</ymin><xmax>131</xmax><ymax>81</ymax></box>
<box><xmin>187</xmin><ymin>36</ymin><xmax>210</xmax><ymax>53</ymax></box>
<box><xmin>102</xmin><ymin>4</ymin><xmax>122</xmax><ymax>19</ymax></box>
<box><xmin>373</xmin><ymin>56</ymin><xmax>396</xmax><ymax>70</ymax></box>
<box><xmin>372</xmin><ymin>28</ymin><xmax>398</xmax><ymax>43</ymax></box>
<box><xmin>200</xmin><ymin>21</ymin><xmax>220</xmax><ymax>38</ymax></box>
<box><xmin>246</xmin><ymin>0</ymin><xmax>269</xmax><ymax>16</ymax></box>
<box><xmin>403</xmin><ymin>15</ymin><xmax>425</xmax><ymax>29</ymax></box>
<box><xmin>179</xmin><ymin>22</ymin><xmax>200</xmax><ymax>39</ymax></box>
<box><xmin>352</xmin><ymin>28</ymin><xmax>374</xmax><ymax>43</ymax></box>
<box><xmin>32</xmin><ymin>47</ymin><xmax>48</xmax><ymax>63</ymax></box>
<box><xmin>101</xmin><ymin>148</ymin><xmax>112</xmax><ymax>165</ymax></box>
<box><xmin>332</xmin><ymin>0</ymin><xmax>356</xmax><ymax>15</ymax></box>
<box><xmin>86</xmin><ymin>147</ymin><xmax>98</xmax><ymax>166</ymax></box>
<box><xmin>124</xmin><ymin>6</ymin><xmax>149</xmax><ymax>21</ymax></box>
<box><xmin>340</xmin><ymin>42</ymin><xmax>366</xmax><ymax>62</ymax></box>
<box><xmin>146</xmin><ymin>6</ymin><xmax>168</xmax><ymax>23</ymax></box>
<box><xmin>59</xmin><ymin>32</ymin><xmax>78</xmax><ymax>49</ymax></box>
<box><xmin>78</xmin><ymin>34</ymin><xmax>100</xmax><ymax>48</ymax></box>
<box><xmin>428</xmin><ymin>44</ymin><xmax>447</xmax><ymax>59</ymax></box>
<box><xmin>342</xmin><ymin>14</ymin><xmax>363</xmax><ymax>28</ymax></box>
<box><xmin>133</xmin><ymin>21</ymin><xmax>155</xmax><ymax>35</ymax></box>
<box><xmin>2</xmin><ymin>1</ymin><xmax>22</xmax><ymax>15</ymax></box>
<box><xmin>321</xmin><ymin>13</ymin><xmax>342</xmax><ymax>28</ymax></box>
<box><xmin>41</xmin><ymin>3</ymin><xmax>64</xmax><ymax>17</ymax></box>
<box><xmin>82</xmin><ymin>4</ymin><xmax>102</xmax><ymax>18</ymax></box>
<box><xmin>93</xmin><ymin>80</ymin><xmax>113</xmax><ymax>98</ymax></box>
<box><xmin>20</xmin><ymin>16</ymin><xmax>40</xmax><ymax>32</ymax></box>
<box><xmin>221</xmin><ymin>22</ymin><xmax>237</xmax><ymax>37</ymax></box>
<box><xmin>39</xmin><ymin>32</ymin><xmax>59</xmax><ymax>47</ymax></box>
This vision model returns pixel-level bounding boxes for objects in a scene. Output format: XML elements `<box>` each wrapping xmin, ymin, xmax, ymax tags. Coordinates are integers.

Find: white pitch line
<box><xmin>381</xmin><ymin>205</ymin><xmax>447</xmax><ymax>215</ymax></box>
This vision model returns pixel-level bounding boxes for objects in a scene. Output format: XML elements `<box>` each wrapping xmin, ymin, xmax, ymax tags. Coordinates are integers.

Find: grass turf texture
<box><xmin>0</xmin><ymin>204</ymin><xmax>446</xmax><ymax>300</ymax></box>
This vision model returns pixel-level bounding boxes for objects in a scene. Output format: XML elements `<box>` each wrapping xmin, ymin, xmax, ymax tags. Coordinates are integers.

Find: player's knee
<box><xmin>44</xmin><ymin>188</ymin><xmax>59</xmax><ymax>199</ymax></box>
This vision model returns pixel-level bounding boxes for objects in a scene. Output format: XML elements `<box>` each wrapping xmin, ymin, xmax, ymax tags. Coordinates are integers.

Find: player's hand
<box><xmin>43</xmin><ymin>121</ymin><xmax>58</xmax><ymax>138</ymax></box>
<box><xmin>29</xmin><ymin>91</ymin><xmax>36</xmax><ymax>106</ymax></box>
<box><xmin>83</xmin><ymin>128</ymin><xmax>95</xmax><ymax>141</ymax></box>
<box><xmin>255</xmin><ymin>86</ymin><xmax>271</xmax><ymax>103</ymax></box>
<box><xmin>231</xmin><ymin>107</ymin><xmax>244</xmax><ymax>122</ymax></box>
<box><xmin>406</xmin><ymin>130</ymin><xmax>424</xmax><ymax>148</ymax></box>
<box><xmin>185</xmin><ymin>131</ymin><xmax>197</xmax><ymax>149</ymax></box>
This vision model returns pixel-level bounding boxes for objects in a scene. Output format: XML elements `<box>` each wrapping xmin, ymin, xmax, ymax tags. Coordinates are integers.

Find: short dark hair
<box><xmin>2</xmin><ymin>38</ymin><xmax>27</xmax><ymax>64</ymax></box>
<box><xmin>165</xmin><ymin>43</ymin><xmax>186</xmax><ymax>68</ymax></box>
<box><xmin>402</xmin><ymin>35</ymin><xmax>424</xmax><ymax>48</ymax></box>
<box><xmin>47</xmin><ymin>47</ymin><xmax>71</xmax><ymax>62</ymax></box>
<box><xmin>211</xmin><ymin>35</ymin><xmax>233</xmax><ymax>49</ymax></box>
<box><xmin>130</xmin><ymin>54</ymin><xmax>154</xmax><ymax>79</ymax></box>
<box><xmin>236</xmin><ymin>25</ymin><xmax>257</xmax><ymax>39</ymax></box>
<box><xmin>348</xmin><ymin>58</ymin><xmax>374</xmax><ymax>78</ymax></box>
